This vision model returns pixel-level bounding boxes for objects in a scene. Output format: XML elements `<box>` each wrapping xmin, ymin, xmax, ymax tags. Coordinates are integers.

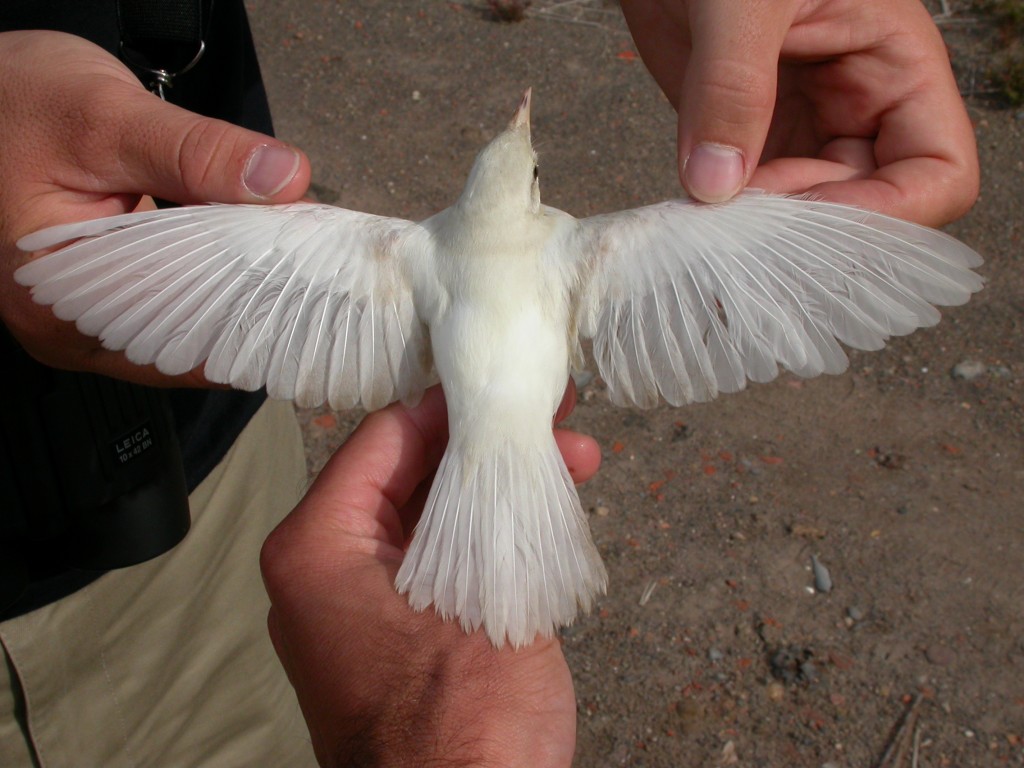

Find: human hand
<box><xmin>620</xmin><ymin>0</ymin><xmax>979</xmax><ymax>226</ymax></box>
<box><xmin>261</xmin><ymin>384</ymin><xmax>599</xmax><ymax>767</ymax></box>
<box><xmin>0</xmin><ymin>30</ymin><xmax>310</xmax><ymax>385</ymax></box>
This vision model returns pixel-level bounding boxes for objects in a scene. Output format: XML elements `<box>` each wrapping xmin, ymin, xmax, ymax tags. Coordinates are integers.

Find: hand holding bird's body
<box><xmin>16</xmin><ymin>91</ymin><xmax>983</xmax><ymax>647</ymax></box>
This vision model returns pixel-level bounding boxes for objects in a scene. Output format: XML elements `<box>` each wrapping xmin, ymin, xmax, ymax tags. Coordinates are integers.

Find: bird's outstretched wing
<box><xmin>16</xmin><ymin>204</ymin><xmax>436</xmax><ymax>410</ymax></box>
<box><xmin>561</xmin><ymin>192</ymin><xmax>983</xmax><ymax>408</ymax></box>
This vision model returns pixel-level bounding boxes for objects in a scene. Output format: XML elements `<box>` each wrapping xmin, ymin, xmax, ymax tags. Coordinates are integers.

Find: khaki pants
<box><xmin>0</xmin><ymin>400</ymin><xmax>317</xmax><ymax>767</ymax></box>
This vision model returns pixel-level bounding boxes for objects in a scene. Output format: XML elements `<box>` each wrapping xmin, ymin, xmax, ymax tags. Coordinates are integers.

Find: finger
<box><xmin>67</xmin><ymin>89</ymin><xmax>311</xmax><ymax>208</ymax></box>
<box><xmin>756</xmin><ymin>2</ymin><xmax>978</xmax><ymax>225</ymax></box>
<box><xmin>555</xmin><ymin>429</ymin><xmax>601</xmax><ymax>485</ymax></box>
<box><xmin>17</xmin><ymin>30</ymin><xmax>313</xmax><ymax>215</ymax></box>
<box><xmin>678</xmin><ymin>0</ymin><xmax>799</xmax><ymax>203</ymax></box>
<box><xmin>261</xmin><ymin>388</ymin><xmax>448</xmax><ymax>595</ymax></box>
<box><xmin>803</xmin><ymin>76</ymin><xmax>978</xmax><ymax>225</ymax></box>
<box><xmin>397</xmin><ymin>476</ymin><xmax>438</xmax><ymax>545</ymax></box>
<box><xmin>749</xmin><ymin>139</ymin><xmax>878</xmax><ymax>193</ymax></box>
<box><xmin>553</xmin><ymin>378</ymin><xmax>577</xmax><ymax>424</ymax></box>
<box><xmin>619</xmin><ymin>0</ymin><xmax>691</xmax><ymax>107</ymax></box>
<box><xmin>552</xmin><ymin>378</ymin><xmax>601</xmax><ymax>482</ymax></box>
<box><xmin>2</xmin><ymin>31</ymin><xmax>310</xmax><ymax>238</ymax></box>
<box><xmin>288</xmin><ymin>387</ymin><xmax>449</xmax><ymax>553</ymax></box>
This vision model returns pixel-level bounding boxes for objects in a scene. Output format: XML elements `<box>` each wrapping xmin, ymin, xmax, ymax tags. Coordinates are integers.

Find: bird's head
<box><xmin>457</xmin><ymin>89</ymin><xmax>541</xmax><ymax>218</ymax></box>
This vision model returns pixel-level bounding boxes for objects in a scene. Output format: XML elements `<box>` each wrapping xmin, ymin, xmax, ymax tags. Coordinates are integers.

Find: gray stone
<box><xmin>951</xmin><ymin>360</ymin><xmax>986</xmax><ymax>380</ymax></box>
<box><xmin>812</xmin><ymin>555</ymin><xmax>833</xmax><ymax>593</ymax></box>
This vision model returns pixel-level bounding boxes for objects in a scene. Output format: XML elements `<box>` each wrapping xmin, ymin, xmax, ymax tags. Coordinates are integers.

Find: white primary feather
<box><xmin>14</xmin><ymin>91</ymin><xmax>984</xmax><ymax>647</ymax></box>
<box><xmin>562</xmin><ymin>193</ymin><xmax>982</xmax><ymax>408</ymax></box>
<box><xmin>17</xmin><ymin>204</ymin><xmax>436</xmax><ymax>410</ymax></box>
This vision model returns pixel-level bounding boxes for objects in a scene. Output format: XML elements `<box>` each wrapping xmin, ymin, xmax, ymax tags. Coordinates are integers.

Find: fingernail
<box><xmin>683</xmin><ymin>143</ymin><xmax>744</xmax><ymax>203</ymax></box>
<box><xmin>243</xmin><ymin>144</ymin><xmax>300</xmax><ymax>198</ymax></box>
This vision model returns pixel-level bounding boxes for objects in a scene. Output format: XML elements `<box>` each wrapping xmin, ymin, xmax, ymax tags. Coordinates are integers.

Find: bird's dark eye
<box><xmin>533</xmin><ymin>164</ymin><xmax>539</xmax><ymax>181</ymax></box>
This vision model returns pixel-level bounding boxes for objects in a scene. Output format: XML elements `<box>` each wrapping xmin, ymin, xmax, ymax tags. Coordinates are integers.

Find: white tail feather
<box><xmin>397</xmin><ymin>435</ymin><xmax>607</xmax><ymax>648</ymax></box>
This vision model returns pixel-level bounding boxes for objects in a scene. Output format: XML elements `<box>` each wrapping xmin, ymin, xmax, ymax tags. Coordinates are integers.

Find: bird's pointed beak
<box><xmin>511</xmin><ymin>88</ymin><xmax>532</xmax><ymax>131</ymax></box>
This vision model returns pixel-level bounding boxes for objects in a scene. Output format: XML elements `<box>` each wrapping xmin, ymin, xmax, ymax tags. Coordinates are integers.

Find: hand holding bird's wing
<box><xmin>17</xmin><ymin>204</ymin><xmax>437</xmax><ymax>411</ymax></box>
<box><xmin>0</xmin><ymin>31</ymin><xmax>311</xmax><ymax>387</ymax></box>
<box><xmin>620</xmin><ymin>0</ymin><xmax>979</xmax><ymax>225</ymax></box>
<box><xmin>564</xmin><ymin>192</ymin><xmax>983</xmax><ymax>409</ymax></box>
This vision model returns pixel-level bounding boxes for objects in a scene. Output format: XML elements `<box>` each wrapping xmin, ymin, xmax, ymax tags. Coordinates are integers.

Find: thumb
<box><xmin>3</xmin><ymin>30</ymin><xmax>312</xmax><ymax>235</ymax></box>
<box><xmin>86</xmin><ymin>90</ymin><xmax>311</xmax><ymax>204</ymax></box>
<box><xmin>678</xmin><ymin>1</ymin><xmax>793</xmax><ymax>203</ymax></box>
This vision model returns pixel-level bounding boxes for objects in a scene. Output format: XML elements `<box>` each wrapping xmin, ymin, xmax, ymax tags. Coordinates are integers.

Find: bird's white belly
<box><xmin>432</xmin><ymin>296</ymin><xmax>568</xmax><ymax>442</ymax></box>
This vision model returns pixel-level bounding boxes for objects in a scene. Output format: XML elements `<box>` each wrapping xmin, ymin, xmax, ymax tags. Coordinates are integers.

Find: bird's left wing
<box><xmin>558</xmin><ymin>192</ymin><xmax>983</xmax><ymax>408</ymax></box>
<box><xmin>16</xmin><ymin>203</ymin><xmax>436</xmax><ymax>410</ymax></box>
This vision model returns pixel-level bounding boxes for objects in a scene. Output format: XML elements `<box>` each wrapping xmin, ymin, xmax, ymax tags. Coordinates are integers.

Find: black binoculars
<box><xmin>0</xmin><ymin>327</ymin><xmax>190</xmax><ymax>615</ymax></box>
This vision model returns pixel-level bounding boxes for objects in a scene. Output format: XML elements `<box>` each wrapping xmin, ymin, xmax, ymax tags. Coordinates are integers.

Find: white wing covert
<box><xmin>16</xmin><ymin>204</ymin><xmax>436</xmax><ymax>411</ymax></box>
<box><xmin>564</xmin><ymin>192</ymin><xmax>983</xmax><ymax>408</ymax></box>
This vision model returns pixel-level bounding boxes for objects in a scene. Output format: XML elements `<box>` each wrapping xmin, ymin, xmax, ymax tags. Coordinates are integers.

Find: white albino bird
<box><xmin>15</xmin><ymin>90</ymin><xmax>983</xmax><ymax>647</ymax></box>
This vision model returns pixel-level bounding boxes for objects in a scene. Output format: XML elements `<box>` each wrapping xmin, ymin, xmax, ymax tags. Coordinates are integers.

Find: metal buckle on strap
<box><xmin>119</xmin><ymin>39</ymin><xmax>206</xmax><ymax>100</ymax></box>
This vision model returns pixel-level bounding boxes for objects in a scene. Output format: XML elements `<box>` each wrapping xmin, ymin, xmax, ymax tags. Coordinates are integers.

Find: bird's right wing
<box><xmin>16</xmin><ymin>203</ymin><xmax>438</xmax><ymax>411</ymax></box>
<box><xmin>560</xmin><ymin>192</ymin><xmax>983</xmax><ymax>408</ymax></box>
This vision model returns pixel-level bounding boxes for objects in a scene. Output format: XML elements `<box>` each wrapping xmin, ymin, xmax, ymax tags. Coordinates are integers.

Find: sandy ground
<box><xmin>246</xmin><ymin>1</ymin><xmax>1023</xmax><ymax>765</ymax></box>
